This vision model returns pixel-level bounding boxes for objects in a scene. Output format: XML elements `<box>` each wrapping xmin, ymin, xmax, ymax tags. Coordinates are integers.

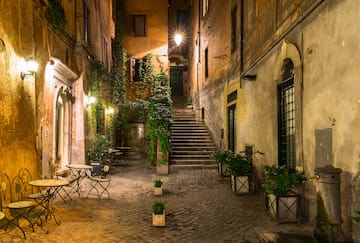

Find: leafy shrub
<box><xmin>263</xmin><ymin>165</ymin><xmax>305</xmax><ymax>195</ymax></box>
<box><xmin>152</xmin><ymin>201</ymin><xmax>165</xmax><ymax>214</ymax></box>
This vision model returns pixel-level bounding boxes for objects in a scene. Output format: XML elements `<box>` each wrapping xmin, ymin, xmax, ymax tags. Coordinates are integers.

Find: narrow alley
<box><xmin>0</xmin><ymin>157</ymin><xmax>313</xmax><ymax>242</ymax></box>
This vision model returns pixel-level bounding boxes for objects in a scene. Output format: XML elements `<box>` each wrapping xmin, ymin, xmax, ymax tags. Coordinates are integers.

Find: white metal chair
<box><xmin>86</xmin><ymin>165</ymin><xmax>111</xmax><ymax>199</ymax></box>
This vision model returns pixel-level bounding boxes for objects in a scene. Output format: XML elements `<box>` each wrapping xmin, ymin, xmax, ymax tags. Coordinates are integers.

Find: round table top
<box><xmin>29</xmin><ymin>179</ymin><xmax>69</xmax><ymax>187</ymax></box>
<box><xmin>66</xmin><ymin>164</ymin><xmax>93</xmax><ymax>169</ymax></box>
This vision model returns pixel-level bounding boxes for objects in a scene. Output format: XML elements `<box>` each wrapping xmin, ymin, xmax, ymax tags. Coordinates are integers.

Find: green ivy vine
<box><xmin>127</xmin><ymin>56</ymin><xmax>172</xmax><ymax>166</ymax></box>
<box><xmin>47</xmin><ymin>0</ymin><xmax>67</xmax><ymax>33</ymax></box>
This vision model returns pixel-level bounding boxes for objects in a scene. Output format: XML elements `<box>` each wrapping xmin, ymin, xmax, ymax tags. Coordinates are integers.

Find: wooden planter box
<box><xmin>267</xmin><ymin>193</ymin><xmax>299</xmax><ymax>223</ymax></box>
<box><xmin>152</xmin><ymin>211</ymin><xmax>165</xmax><ymax>226</ymax></box>
<box><xmin>156</xmin><ymin>163</ymin><xmax>169</xmax><ymax>175</ymax></box>
<box><xmin>218</xmin><ymin>162</ymin><xmax>230</xmax><ymax>177</ymax></box>
<box><xmin>154</xmin><ymin>186</ymin><xmax>163</xmax><ymax>196</ymax></box>
<box><xmin>230</xmin><ymin>175</ymin><xmax>250</xmax><ymax>194</ymax></box>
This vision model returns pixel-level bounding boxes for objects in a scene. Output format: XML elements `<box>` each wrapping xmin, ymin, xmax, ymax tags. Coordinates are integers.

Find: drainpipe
<box><xmin>196</xmin><ymin>0</ymin><xmax>201</xmax><ymax>112</ymax></box>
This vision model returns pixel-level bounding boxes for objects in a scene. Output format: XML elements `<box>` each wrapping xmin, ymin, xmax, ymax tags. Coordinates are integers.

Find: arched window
<box><xmin>278</xmin><ymin>58</ymin><xmax>295</xmax><ymax>168</ymax></box>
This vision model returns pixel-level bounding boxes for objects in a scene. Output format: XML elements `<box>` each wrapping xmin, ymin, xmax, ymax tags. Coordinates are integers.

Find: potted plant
<box><xmin>153</xmin><ymin>179</ymin><xmax>163</xmax><ymax>195</ymax></box>
<box><xmin>152</xmin><ymin>201</ymin><xmax>165</xmax><ymax>226</ymax></box>
<box><xmin>227</xmin><ymin>153</ymin><xmax>253</xmax><ymax>194</ymax></box>
<box><xmin>263</xmin><ymin>164</ymin><xmax>305</xmax><ymax>223</ymax></box>
<box><xmin>213</xmin><ymin>150</ymin><xmax>232</xmax><ymax>177</ymax></box>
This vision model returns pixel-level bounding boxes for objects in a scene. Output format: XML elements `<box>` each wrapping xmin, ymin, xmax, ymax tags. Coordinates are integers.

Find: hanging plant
<box><xmin>47</xmin><ymin>0</ymin><xmax>67</xmax><ymax>33</ymax></box>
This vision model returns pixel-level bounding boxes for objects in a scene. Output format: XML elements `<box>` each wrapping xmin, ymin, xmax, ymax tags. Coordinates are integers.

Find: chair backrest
<box><xmin>11</xmin><ymin>175</ymin><xmax>26</xmax><ymax>202</ymax></box>
<box><xmin>0</xmin><ymin>171</ymin><xmax>12</xmax><ymax>209</ymax></box>
<box><xmin>18</xmin><ymin>168</ymin><xmax>34</xmax><ymax>196</ymax></box>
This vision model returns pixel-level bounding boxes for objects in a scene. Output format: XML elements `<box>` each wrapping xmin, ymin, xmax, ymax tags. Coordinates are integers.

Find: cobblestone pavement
<box><xmin>0</xmin><ymin>157</ymin><xmax>313</xmax><ymax>243</ymax></box>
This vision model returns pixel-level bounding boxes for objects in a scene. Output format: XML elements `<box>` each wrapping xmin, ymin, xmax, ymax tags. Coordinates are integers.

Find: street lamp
<box><xmin>174</xmin><ymin>33</ymin><xmax>183</xmax><ymax>46</ymax></box>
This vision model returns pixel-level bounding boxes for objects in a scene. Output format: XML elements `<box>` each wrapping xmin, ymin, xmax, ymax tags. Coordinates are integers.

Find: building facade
<box><xmin>121</xmin><ymin>0</ymin><xmax>169</xmax><ymax>153</ymax></box>
<box><xmin>0</xmin><ymin>0</ymin><xmax>114</xmax><ymax>179</ymax></box>
<box><xmin>188</xmin><ymin>0</ymin><xmax>360</xmax><ymax>241</ymax></box>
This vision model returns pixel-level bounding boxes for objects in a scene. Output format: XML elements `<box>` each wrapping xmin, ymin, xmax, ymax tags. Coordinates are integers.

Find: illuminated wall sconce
<box><xmin>85</xmin><ymin>95</ymin><xmax>96</xmax><ymax>106</ymax></box>
<box><xmin>106</xmin><ymin>107</ymin><xmax>114</xmax><ymax>115</ymax></box>
<box><xmin>18</xmin><ymin>57</ymin><xmax>38</xmax><ymax>80</ymax></box>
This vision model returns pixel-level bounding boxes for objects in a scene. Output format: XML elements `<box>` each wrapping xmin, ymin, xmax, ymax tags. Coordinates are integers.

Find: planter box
<box><xmin>218</xmin><ymin>162</ymin><xmax>230</xmax><ymax>177</ymax></box>
<box><xmin>152</xmin><ymin>211</ymin><xmax>165</xmax><ymax>226</ymax></box>
<box><xmin>267</xmin><ymin>193</ymin><xmax>299</xmax><ymax>223</ymax></box>
<box><xmin>230</xmin><ymin>175</ymin><xmax>250</xmax><ymax>194</ymax></box>
<box><xmin>156</xmin><ymin>163</ymin><xmax>169</xmax><ymax>175</ymax></box>
<box><xmin>154</xmin><ymin>186</ymin><xmax>163</xmax><ymax>196</ymax></box>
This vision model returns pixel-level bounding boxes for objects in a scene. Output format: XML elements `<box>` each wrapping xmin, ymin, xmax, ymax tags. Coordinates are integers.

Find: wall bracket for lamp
<box><xmin>241</xmin><ymin>74</ymin><xmax>257</xmax><ymax>81</ymax></box>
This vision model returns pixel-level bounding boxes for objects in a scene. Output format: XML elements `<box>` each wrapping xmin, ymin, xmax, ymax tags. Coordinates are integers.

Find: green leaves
<box><xmin>47</xmin><ymin>0</ymin><xmax>67</xmax><ymax>33</ymax></box>
<box><xmin>352</xmin><ymin>211</ymin><xmax>360</xmax><ymax>222</ymax></box>
<box><xmin>152</xmin><ymin>201</ymin><xmax>165</xmax><ymax>214</ymax></box>
<box><xmin>212</xmin><ymin>150</ymin><xmax>252</xmax><ymax>176</ymax></box>
<box><xmin>263</xmin><ymin>165</ymin><xmax>305</xmax><ymax>195</ymax></box>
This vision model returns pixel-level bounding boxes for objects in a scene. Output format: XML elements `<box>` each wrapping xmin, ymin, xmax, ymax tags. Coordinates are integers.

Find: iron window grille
<box><xmin>278</xmin><ymin>59</ymin><xmax>295</xmax><ymax>168</ymax></box>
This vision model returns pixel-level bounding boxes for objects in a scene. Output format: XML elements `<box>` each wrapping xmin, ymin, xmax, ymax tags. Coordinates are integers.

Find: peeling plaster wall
<box><xmin>0</xmin><ymin>0</ymin><xmax>39</xmax><ymax>180</ymax></box>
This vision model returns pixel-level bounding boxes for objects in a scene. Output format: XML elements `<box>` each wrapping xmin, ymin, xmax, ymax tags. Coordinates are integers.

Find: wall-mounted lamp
<box><xmin>18</xmin><ymin>58</ymin><xmax>38</xmax><ymax>80</ymax></box>
<box><xmin>241</xmin><ymin>74</ymin><xmax>257</xmax><ymax>81</ymax></box>
<box><xmin>85</xmin><ymin>96</ymin><xmax>96</xmax><ymax>106</ymax></box>
<box><xmin>106</xmin><ymin>107</ymin><xmax>114</xmax><ymax>115</ymax></box>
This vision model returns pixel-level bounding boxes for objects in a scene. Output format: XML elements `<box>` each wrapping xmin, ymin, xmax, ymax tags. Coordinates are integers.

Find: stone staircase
<box><xmin>170</xmin><ymin>108</ymin><xmax>217</xmax><ymax>168</ymax></box>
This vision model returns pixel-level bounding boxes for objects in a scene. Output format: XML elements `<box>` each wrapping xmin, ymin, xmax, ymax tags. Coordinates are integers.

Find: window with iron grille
<box><xmin>228</xmin><ymin>104</ymin><xmax>236</xmax><ymax>152</ymax></box>
<box><xmin>278</xmin><ymin>58</ymin><xmax>295</xmax><ymax>168</ymax></box>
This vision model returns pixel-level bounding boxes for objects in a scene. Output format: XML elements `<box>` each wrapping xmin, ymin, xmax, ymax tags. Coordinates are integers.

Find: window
<box><xmin>83</xmin><ymin>1</ymin><xmax>89</xmax><ymax>43</ymax></box>
<box><xmin>231</xmin><ymin>4</ymin><xmax>237</xmax><ymax>53</ymax></box>
<box><xmin>131</xmin><ymin>15</ymin><xmax>146</xmax><ymax>36</ymax></box>
<box><xmin>103</xmin><ymin>37</ymin><xmax>109</xmax><ymax>69</ymax></box>
<box><xmin>227</xmin><ymin>104</ymin><xmax>236</xmax><ymax>152</ymax></box>
<box><xmin>205</xmin><ymin>47</ymin><xmax>209</xmax><ymax>78</ymax></box>
<box><xmin>278</xmin><ymin>58</ymin><xmax>296</xmax><ymax>168</ymax></box>
<box><xmin>129</xmin><ymin>58</ymin><xmax>143</xmax><ymax>82</ymax></box>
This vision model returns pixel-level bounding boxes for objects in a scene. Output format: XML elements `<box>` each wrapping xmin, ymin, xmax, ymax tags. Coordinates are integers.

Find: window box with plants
<box><xmin>263</xmin><ymin>164</ymin><xmax>305</xmax><ymax>223</ymax></box>
<box><xmin>227</xmin><ymin>153</ymin><xmax>253</xmax><ymax>195</ymax></box>
<box><xmin>213</xmin><ymin>150</ymin><xmax>232</xmax><ymax>177</ymax></box>
<box><xmin>153</xmin><ymin>179</ymin><xmax>163</xmax><ymax>196</ymax></box>
<box><xmin>152</xmin><ymin>201</ymin><xmax>165</xmax><ymax>226</ymax></box>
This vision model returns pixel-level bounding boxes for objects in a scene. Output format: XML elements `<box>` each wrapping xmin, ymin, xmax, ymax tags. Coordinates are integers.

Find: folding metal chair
<box><xmin>0</xmin><ymin>171</ymin><xmax>40</xmax><ymax>239</ymax></box>
<box><xmin>54</xmin><ymin>168</ymin><xmax>79</xmax><ymax>202</ymax></box>
<box><xmin>86</xmin><ymin>165</ymin><xmax>111</xmax><ymax>199</ymax></box>
<box><xmin>18</xmin><ymin>168</ymin><xmax>47</xmax><ymax>206</ymax></box>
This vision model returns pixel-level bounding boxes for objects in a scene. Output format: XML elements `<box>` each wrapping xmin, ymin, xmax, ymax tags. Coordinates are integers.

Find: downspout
<box><xmin>196</xmin><ymin>0</ymin><xmax>201</xmax><ymax>110</ymax></box>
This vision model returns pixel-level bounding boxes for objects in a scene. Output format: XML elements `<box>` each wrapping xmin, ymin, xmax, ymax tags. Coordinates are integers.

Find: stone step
<box><xmin>172</xmin><ymin>146</ymin><xmax>216</xmax><ymax>151</ymax></box>
<box><xmin>171</xmin><ymin>138</ymin><xmax>213</xmax><ymax>142</ymax></box>
<box><xmin>170</xmin><ymin>159</ymin><xmax>216</xmax><ymax>165</ymax></box>
<box><xmin>171</xmin><ymin>108</ymin><xmax>217</xmax><ymax>167</ymax></box>
<box><xmin>170</xmin><ymin>154</ymin><xmax>213</xmax><ymax>160</ymax></box>
<box><xmin>171</xmin><ymin>135</ymin><xmax>211</xmax><ymax>139</ymax></box>
<box><xmin>171</xmin><ymin>150</ymin><xmax>214</xmax><ymax>155</ymax></box>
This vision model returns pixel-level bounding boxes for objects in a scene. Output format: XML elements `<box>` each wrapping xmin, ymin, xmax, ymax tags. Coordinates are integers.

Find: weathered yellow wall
<box><xmin>124</xmin><ymin>0</ymin><xmax>168</xmax><ymax>72</ymax></box>
<box><xmin>0</xmin><ymin>0</ymin><xmax>39</xmax><ymax>180</ymax></box>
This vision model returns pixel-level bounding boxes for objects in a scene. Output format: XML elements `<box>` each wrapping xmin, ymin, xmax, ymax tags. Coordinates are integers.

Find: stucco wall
<box><xmin>237</xmin><ymin>0</ymin><xmax>360</xmax><ymax>239</ymax></box>
<box><xmin>0</xmin><ymin>0</ymin><xmax>39</xmax><ymax>180</ymax></box>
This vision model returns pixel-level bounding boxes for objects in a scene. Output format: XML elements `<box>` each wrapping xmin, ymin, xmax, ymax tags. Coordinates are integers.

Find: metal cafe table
<box><xmin>66</xmin><ymin>163</ymin><xmax>93</xmax><ymax>196</ymax></box>
<box><xmin>29</xmin><ymin>179</ymin><xmax>69</xmax><ymax>225</ymax></box>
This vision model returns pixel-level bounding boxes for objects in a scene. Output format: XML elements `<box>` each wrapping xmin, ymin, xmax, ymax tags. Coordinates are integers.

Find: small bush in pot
<box><xmin>153</xmin><ymin>179</ymin><xmax>163</xmax><ymax>195</ymax></box>
<box><xmin>263</xmin><ymin>164</ymin><xmax>305</xmax><ymax>223</ymax></box>
<box><xmin>213</xmin><ymin>149</ymin><xmax>233</xmax><ymax>177</ymax></box>
<box><xmin>263</xmin><ymin>164</ymin><xmax>305</xmax><ymax>196</ymax></box>
<box><xmin>152</xmin><ymin>201</ymin><xmax>165</xmax><ymax>226</ymax></box>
